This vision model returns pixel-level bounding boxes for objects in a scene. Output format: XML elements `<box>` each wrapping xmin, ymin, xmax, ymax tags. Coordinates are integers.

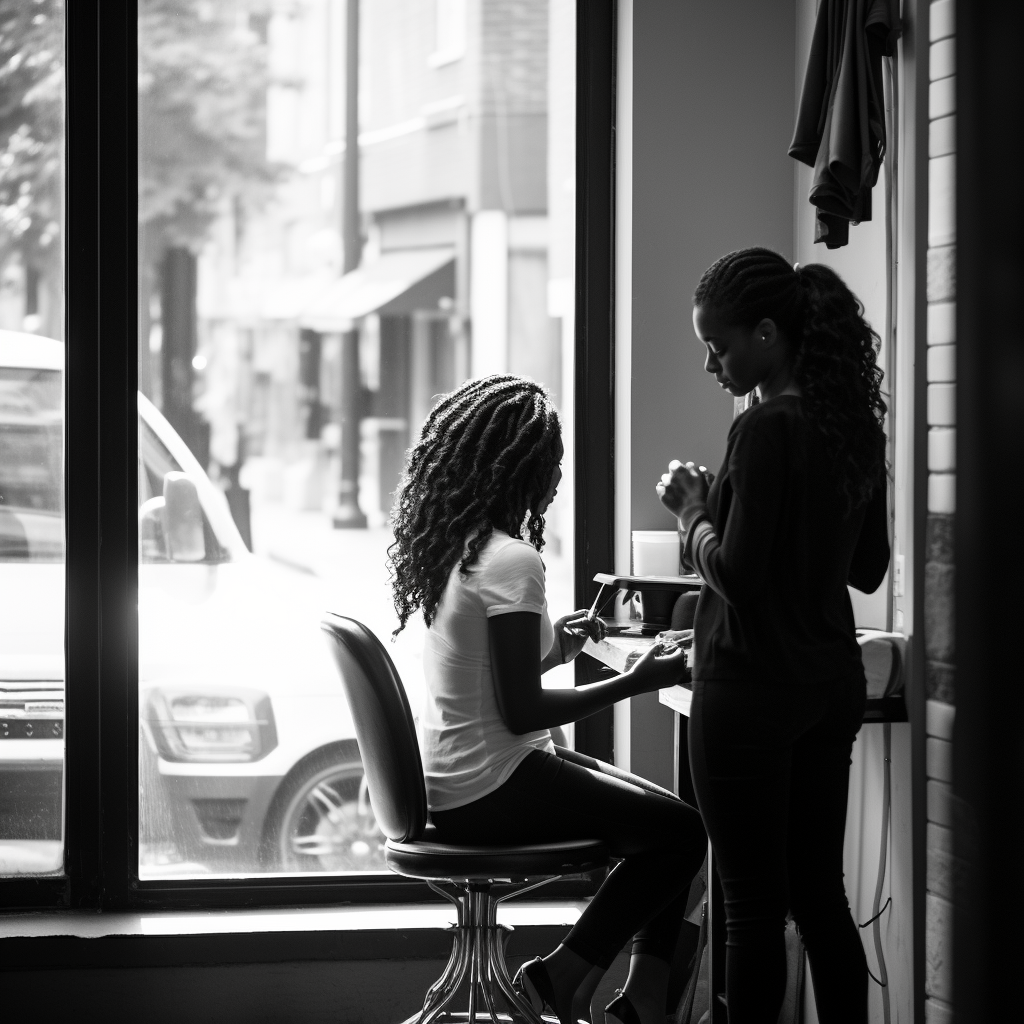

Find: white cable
<box><xmin>883</xmin><ymin>44</ymin><xmax>899</xmax><ymax>633</ymax></box>
<box><xmin>868</xmin><ymin>25</ymin><xmax>899</xmax><ymax>1018</ymax></box>
<box><xmin>870</xmin><ymin>722</ymin><xmax>892</xmax><ymax>1024</ymax></box>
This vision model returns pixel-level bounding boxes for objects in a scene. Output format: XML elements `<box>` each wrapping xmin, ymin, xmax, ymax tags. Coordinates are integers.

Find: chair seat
<box><xmin>385</xmin><ymin>831</ymin><xmax>608</xmax><ymax>881</ymax></box>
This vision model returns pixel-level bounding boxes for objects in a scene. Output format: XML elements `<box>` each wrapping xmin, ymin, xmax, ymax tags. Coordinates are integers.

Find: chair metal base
<box><xmin>401</xmin><ymin>878</ymin><xmax>562</xmax><ymax>1024</ymax></box>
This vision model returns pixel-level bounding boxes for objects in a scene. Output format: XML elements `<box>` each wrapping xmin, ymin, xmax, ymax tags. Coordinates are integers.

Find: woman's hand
<box><xmin>656</xmin><ymin>460</ymin><xmax>712</xmax><ymax>525</ymax></box>
<box><xmin>491</xmin><ymin>614</ymin><xmax>683</xmax><ymax>734</ymax></box>
<box><xmin>626</xmin><ymin>639</ymin><xmax>687</xmax><ymax>691</ymax></box>
<box><xmin>656</xmin><ymin>628</ymin><xmax>694</xmax><ymax>647</ymax></box>
<box><xmin>552</xmin><ymin>609</ymin><xmax>608</xmax><ymax>664</ymax></box>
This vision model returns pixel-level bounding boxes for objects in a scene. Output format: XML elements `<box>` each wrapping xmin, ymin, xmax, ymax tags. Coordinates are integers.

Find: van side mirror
<box><xmin>139</xmin><ymin>496</ymin><xmax>167</xmax><ymax>562</ymax></box>
<box><xmin>163</xmin><ymin>472</ymin><xmax>206</xmax><ymax>562</ymax></box>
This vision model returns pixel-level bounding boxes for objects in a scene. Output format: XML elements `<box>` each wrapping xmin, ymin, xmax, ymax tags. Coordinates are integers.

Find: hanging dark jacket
<box><xmin>789</xmin><ymin>0</ymin><xmax>900</xmax><ymax>248</ymax></box>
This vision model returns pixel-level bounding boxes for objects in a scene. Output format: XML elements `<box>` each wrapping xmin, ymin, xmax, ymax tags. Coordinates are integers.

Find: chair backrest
<box><xmin>320</xmin><ymin>613</ymin><xmax>428</xmax><ymax>843</ymax></box>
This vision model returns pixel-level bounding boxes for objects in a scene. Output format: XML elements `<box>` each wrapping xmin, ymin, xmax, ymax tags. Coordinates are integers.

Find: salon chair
<box><xmin>321</xmin><ymin>613</ymin><xmax>610</xmax><ymax>1024</ymax></box>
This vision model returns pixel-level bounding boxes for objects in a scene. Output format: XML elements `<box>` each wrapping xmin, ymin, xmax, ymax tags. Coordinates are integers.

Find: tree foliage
<box><xmin>139</xmin><ymin>0</ymin><xmax>278</xmax><ymax>258</ymax></box>
<box><xmin>0</xmin><ymin>0</ymin><xmax>63</xmax><ymax>280</ymax></box>
<box><xmin>0</xmin><ymin>0</ymin><xmax>278</xmax><ymax>289</ymax></box>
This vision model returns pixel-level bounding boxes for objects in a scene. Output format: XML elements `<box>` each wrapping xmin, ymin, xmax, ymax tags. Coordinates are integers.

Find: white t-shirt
<box><xmin>421</xmin><ymin>529</ymin><xmax>556</xmax><ymax>812</ymax></box>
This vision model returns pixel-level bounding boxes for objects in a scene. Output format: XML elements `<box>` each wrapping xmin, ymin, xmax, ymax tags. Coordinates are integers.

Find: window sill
<box><xmin>0</xmin><ymin>899</ymin><xmax>585</xmax><ymax>939</ymax></box>
<box><xmin>0</xmin><ymin>900</ymin><xmax>587</xmax><ymax>970</ymax></box>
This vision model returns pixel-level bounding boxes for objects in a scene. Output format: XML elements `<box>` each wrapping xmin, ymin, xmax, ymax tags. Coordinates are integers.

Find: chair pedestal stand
<box><xmin>402</xmin><ymin>879</ymin><xmax>560</xmax><ymax>1024</ymax></box>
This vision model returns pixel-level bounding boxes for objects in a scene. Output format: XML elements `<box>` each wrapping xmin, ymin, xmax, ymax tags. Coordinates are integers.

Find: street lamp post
<box><xmin>333</xmin><ymin>0</ymin><xmax>367</xmax><ymax>528</ymax></box>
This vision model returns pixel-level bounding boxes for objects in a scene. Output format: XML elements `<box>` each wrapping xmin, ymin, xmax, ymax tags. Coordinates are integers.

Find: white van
<box><xmin>0</xmin><ymin>331</ymin><xmax>383</xmax><ymax>876</ymax></box>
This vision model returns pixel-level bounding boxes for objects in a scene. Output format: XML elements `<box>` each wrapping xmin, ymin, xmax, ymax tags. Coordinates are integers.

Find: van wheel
<box><xmin>265</xmin><ymin>751</ymin><xmax>387</xmax><ymax>873</ymax></box>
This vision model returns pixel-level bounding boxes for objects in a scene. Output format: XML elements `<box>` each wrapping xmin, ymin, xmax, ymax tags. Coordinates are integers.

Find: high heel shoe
<box><xmin>604</xmin><ymin>989</ymin><xmax>642</xmax><ymax>1024</ymax></box>
<box><xmin>513</xmin><ymin>957</ymin><xmax>560</xmax><ymax>1020</ymax></box>
<box><xmin>513</xmin><ymin>957</ymin><xmax>587</xmax><ymax>1024</ymax></box>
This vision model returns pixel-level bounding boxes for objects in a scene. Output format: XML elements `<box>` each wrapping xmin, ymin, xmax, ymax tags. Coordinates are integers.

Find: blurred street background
<box><xmin>2</xmin><ymin>0</ymin><xmax>577</xmax><ymax>592</ymax></box>
<box><xmin>0</xmin><ymin>0</ymin><xmax>578</xmax><ymax>878</ymax></box>
<box><xmin>137</xmin><ymin>0</ymin><xmax>577</xmax><ymax>577</ymax></box>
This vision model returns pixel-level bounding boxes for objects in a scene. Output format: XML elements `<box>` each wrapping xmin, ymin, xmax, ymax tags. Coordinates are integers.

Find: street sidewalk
<box><xmin>248</xmin><ymin>501</ymin><xmax>429</xmax><ymax>700</ymax></box>
<box><xmin>250</xmin><ymin>502</ymin><xmax>393</xmax><ymax>581</ymax></box>
<box><xmin>248</xmin><ymin>501</ymin><xmax>579</xmax><ymax>695</ymax></box>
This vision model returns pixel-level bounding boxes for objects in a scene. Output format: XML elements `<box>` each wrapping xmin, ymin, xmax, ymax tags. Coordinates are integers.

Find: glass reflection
<box><xmin>138</xmin><ymin>0</ymin><xmax>575</xmax><ymax>877</ymax></box>
<box><xmin>0</xmin><ymin>0</ymin><xmax>65</xmax><ymax>876</ymax></box>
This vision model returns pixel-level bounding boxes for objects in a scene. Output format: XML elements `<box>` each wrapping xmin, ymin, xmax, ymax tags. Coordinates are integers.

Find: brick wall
<box><xmin>480</xmin><ymin>0</ymin><xmax>549</xmax><ymax>113</ymax></box>
<box><xmin>924</xmin><ymin>2</ymin><xmax>955</xmax><ymax>1021</ymax></box>
<box><xmin>475</xmin><ymin>0</ymin><xmax>549</xmax><ymax>211</ymax></box>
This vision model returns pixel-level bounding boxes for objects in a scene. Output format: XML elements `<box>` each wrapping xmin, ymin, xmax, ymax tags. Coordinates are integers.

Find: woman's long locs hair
<box><xmin>694</xmin><ymin>247</ymin><xmax>887</xmax><ymax>513</ymax></box>
<box><xmin>388</xmin><ymin>374</ymin><xmax>563</xmax><ymax>634</ymax></box>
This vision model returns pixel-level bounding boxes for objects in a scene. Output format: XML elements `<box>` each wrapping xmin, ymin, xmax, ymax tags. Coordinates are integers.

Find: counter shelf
<box><xmin>582</xmin><ymin>631</ymin><xmax>907</xmax><ymax>724</ymax></box>
<box><xmin>583</xmin><ymin>569</ymin><xmax>907</xmax><ymax>725</ymax></box>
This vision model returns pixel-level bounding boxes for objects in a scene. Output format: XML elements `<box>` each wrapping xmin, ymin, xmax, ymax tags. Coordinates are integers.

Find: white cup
<box><xmin>631</xmin><ymin>530</ymin><xmax>680</xmax><ymax>577</ymax></box>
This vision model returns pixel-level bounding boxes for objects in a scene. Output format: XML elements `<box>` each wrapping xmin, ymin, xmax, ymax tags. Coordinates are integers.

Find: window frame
<box><xmin>1</xmin><ymin>0</ymin><xmax>617</xmax><ymax>912</ymax></box>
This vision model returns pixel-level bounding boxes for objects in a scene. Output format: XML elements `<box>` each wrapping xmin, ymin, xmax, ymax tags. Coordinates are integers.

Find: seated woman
<box><xmin>388</xmin><ymin>374</ymin><xmax>707</xmax><ymax>1024</ymax></box>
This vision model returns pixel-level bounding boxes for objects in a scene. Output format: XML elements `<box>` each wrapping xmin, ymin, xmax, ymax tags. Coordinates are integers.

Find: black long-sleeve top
<box><xmin>682</xmin><ymin>395</ymin><xmax>890</xmax><ymax>686</ymax></box>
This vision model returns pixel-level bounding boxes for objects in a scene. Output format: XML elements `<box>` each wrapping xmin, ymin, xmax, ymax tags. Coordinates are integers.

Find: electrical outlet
<box><xmin>894</xmin><ymin>554</ymin><xmax>905</xmax><ymax>598</ymax></box>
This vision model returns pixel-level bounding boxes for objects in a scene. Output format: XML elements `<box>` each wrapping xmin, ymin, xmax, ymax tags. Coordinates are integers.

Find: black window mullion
<box><xmin>96</xmin><ymin>0</ymin><xmax>138</xmax><ymax>910</ymax></box>
<box><xmin>64</xmin><ymin>0</ymin><xmax>137</xmax><ymax>910</ymax></box>
<box><xmin>573</xmin><ymin>0</ymin><xmax>616</xmax><ymax>764</ymax></box>
<box><xmin>62</xmin><ymin>0</ymin><xmax>104</xmax><ymax>910</ymax></box>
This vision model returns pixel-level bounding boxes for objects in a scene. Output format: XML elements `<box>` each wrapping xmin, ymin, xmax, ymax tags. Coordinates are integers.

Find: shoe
<box><xmin>604</xmin><ymin>989</ymin><xmax>642</xmax><ymax>1024</ymax></box>
<box><xmin>513</xmin><ymin>957</ymin><xmax>560</xmax><ymax>1020</ymax></box>
<box><xmin>513</xmin><ymin>957</ymin><xmax>591</xmax><ymax>1024</ymax></box>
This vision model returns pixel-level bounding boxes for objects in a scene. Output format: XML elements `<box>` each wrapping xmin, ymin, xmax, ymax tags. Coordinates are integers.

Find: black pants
<box><xmin>431</xmin><ymin>747</ymin><xmax>707</xmax><ymax>971</ymax></box>
<box><xmin>689</xmin><ymin>676</ymin><xmax>868</xmax><ymax>1024</ymax></box>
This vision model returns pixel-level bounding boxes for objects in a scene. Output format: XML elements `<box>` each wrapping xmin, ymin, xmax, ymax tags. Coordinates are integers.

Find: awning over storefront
<box><xmin>199</xmin><ymin>274</ymin><xmax>334</xmax><ymax>323</ymax></box>
<box><xmin>300</xmin><ymin>246</ymin><xmax>455</xmax><ymax>332</ymax></box>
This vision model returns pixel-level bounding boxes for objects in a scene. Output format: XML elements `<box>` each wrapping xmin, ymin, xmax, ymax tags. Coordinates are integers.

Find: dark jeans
<box><xmin>431</xmin><ymin>747</ymin><xmax>707</xmax><ymax>971</ymax></box>
<box><xmin>689</xmin><ymin>676</ymin><xmax>868</xmax><ymax>1024</ymax></box>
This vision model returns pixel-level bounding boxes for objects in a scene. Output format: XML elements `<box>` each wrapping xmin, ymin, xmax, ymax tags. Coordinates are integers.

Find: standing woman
<box><xmin>656</xmin><ymin>248</ymin><xmax>890</xmax><ymax>1024</ymax></box>
<box><xmin>390</xmin><ymin>375</ymin><xmax>707</xmax><ymax>1024</ymax></box>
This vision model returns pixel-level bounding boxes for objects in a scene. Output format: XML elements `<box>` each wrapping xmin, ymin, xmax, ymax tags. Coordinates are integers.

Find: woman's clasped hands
<box><xmin>655</xmin><ymin>459</ymin><xmax>714</xmax><ymax>523</ymax></box>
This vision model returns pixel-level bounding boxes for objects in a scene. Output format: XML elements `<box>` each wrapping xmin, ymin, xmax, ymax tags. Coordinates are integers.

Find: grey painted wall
<box><xmin>630</xmin><ymin>0</ymin><xmax>797</xmax><ymax>530</ymax></box>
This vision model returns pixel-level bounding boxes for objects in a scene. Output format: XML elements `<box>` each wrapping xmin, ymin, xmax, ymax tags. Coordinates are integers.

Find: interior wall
<box><xmin>620</xmin><ymin>0</ymin><xmax>797</xmax><ymax>785</ymax></box>
<box><xmin>791</xmin><ymin>3</ymin><xmax>921</xmax><ymax>1022</ymax></box>
<box><xmin>629</xmin><ymin>0</ymin><xmax>796</xmax><ymax>532</ymax></box>
<box><xmin>625</xmin><ymin>7</ymin><xmax>921</xmax><ymax>1022</ymax></box>
<box><xmin>792</xmin><ymin>0</ymin><xmax>893</xmax><ymax>633</ymax></box>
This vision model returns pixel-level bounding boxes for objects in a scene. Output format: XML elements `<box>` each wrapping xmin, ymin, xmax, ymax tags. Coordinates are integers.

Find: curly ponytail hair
<box><xmin>388</xmin><ymin>375</ymin><xmax>563</xmax><ymax>634</ymax></box>
<box><xmin>694</xmin><ymin>246</ymin><xmax>887</xmax><ymax>513</ymax></box>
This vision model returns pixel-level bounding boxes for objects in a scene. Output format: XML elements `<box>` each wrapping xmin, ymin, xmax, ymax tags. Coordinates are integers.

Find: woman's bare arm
<box><xmin>488</xmin><ymin>612</ymin><xmax>686</xmax><ymax>734</ymax></box>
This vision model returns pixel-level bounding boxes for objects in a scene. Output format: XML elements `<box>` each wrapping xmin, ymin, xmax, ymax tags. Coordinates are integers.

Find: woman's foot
<box><xmin>609</xmin><ymin>953</ymin><xmax>672</xmax><ymax>1024</ymax></box>
<box><xmin>604</xmin><ymin>989</ymin><xmax>642</xmax><ymax>1024</ymax></box>
<box><xmin>605</xmin><ymin>989</ymin><xmax>675</xmax><ymax>1024</ymax></box>
<box><xmin>513</xmin><ymin>948</ymin><xmax>601</xmax><ymax>1024</ymax></box>
<box><xmin>513</xmin><ymin>957</ymin><xmax>561</xmax><ymax>1019</ymax></box>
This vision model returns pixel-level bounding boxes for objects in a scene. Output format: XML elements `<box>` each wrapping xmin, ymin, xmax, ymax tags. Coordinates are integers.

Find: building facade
<box><xmin>186</xmin><ymin>0</ymin><xmax>573</xmax><ymax>554</ymax></box>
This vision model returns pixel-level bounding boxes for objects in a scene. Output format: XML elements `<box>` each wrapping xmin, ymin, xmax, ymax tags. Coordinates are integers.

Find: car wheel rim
<box><xmin>278</xmin><ymin>763</ymin><xmax>386</xmax><ymax>872</ymax></box>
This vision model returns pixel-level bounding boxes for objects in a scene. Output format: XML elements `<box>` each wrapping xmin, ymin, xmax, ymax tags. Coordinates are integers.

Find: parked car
<box><xmin>0</xmin><ymin>330</ymin><xmax>386</xmax><ymax>876</ymax></box>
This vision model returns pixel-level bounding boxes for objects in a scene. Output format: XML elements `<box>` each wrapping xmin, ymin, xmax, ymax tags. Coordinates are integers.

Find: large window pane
<box><xmin>138</xmin><ymin>0</ymin><xmax>574</xmax><ymax>878</ymax></box>
<box><xmin>0</xmin><ymin>0</ymin><xmax>66</xmax><ymax>876</ymax></box>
